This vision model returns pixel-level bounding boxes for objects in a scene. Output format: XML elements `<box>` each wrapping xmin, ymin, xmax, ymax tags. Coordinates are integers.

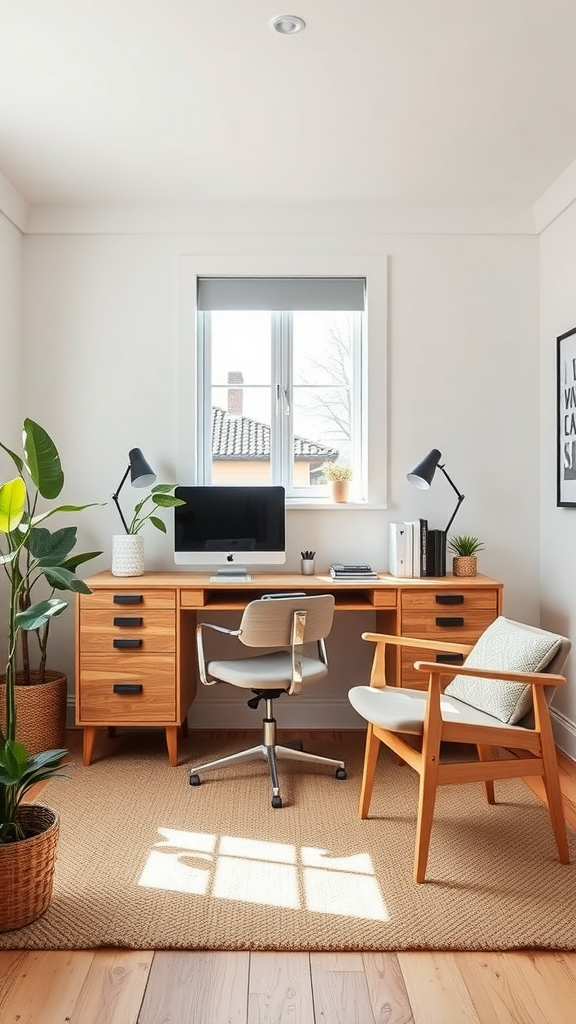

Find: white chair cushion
<box><xmin>444</xmin><ymin>616</ymin><xmax>563</xmax><ymax>724</ymax></box>
<box><xmin>207</xmin><ymin>650</ymin><xmax>329</xmax><ymax>689</ymax></box>
<box><xmin>348</xmin><ymin>684</ymin><xmax>527</xmax><ymax>735</ymax></box>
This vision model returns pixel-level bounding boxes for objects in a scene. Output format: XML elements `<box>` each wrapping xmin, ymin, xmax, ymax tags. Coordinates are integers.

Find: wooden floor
<box><xmin>1</xmin><ymin>731</ymin><xmax>576</xmax><ymax>1024</ymax></box>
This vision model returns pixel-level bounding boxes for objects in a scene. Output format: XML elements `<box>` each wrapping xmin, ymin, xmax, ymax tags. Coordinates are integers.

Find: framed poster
<box><xmin>557</xmin><ymin>326</ymin><xmax>576</xmax><ymax>507</ymax></box>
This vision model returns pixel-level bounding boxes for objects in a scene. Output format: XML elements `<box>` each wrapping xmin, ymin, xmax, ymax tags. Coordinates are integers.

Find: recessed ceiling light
<box><xmin>269</xmin><ymin>14</ymin><xmax>306</xmax><ymax>35</ymax></box>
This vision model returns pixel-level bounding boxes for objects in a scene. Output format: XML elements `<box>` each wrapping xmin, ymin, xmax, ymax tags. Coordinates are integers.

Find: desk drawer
<box><xmin>401</xmin><ymin>588</ymin><xmax>499</xmax><ymax>613</ymax></box>
<box><xmin>79</xmin><ymin>654</ymin><xmax>176</xmax><ymax>723</ymax></box>
<box><xmin>401</xmin><ymin>648</ymin><xmax>465</xmax><ymax>690</ymax></box>
<box><xmin>80</xmin><ymin>609</ymin><xmax>175</xmax><ymax>653</ymax></box>
<box><xmin>401</xmin><ymin>608</ymin><xmax>495</xmax><ymax>641</ymax></box>
<box><xmin>81</xmin><ymin>589</ymin><xmax>176</xmax><ymax>610</ymax></box>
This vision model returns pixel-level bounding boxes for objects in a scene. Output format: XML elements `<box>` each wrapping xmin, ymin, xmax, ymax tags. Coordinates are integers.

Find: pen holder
<box><xmin>301</xmin><ymin>558</ymin><xmax>315</xmax><ymax>575</ymax></box>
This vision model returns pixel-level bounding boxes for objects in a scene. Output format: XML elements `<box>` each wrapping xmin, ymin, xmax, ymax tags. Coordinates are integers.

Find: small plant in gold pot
<box><xmin>323</xmin><ymin>462</ymin><xmax>353</xmax><ymax>503</ymax></box>
<box><xmin>447</xmin><ymin>534</ymin><xmax>484</xmax><ymax>577</ymax></box>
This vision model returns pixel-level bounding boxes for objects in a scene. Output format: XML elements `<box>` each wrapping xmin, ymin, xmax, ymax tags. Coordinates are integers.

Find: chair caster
<box><xmin>271</xmin><ymin>795</ymin><xmax>283</xmax><ymax>808</ymax></box>
<box><xmin>335</xmin><ymin>767</ymin><xmax>347</xmax><ymax>779</ymax></box>
<box><xmin>189</xmin><ymin>773</ymin><xmax>201</xmax><ymax>786</ymax></box>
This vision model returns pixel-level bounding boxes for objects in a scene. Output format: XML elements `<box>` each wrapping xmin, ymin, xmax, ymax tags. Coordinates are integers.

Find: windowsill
<box><xmin>286</xmin><ymin>501</ymin><xmax>387</xmax><ymax>511</ymax></box>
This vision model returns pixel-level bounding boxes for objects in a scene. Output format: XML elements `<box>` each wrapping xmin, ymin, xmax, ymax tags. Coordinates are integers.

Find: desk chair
<box><xmin>348</xmin><ymin>617</ymin><xmax>572</xmax><ymax>882</ymax></box>
<box><xmin>190</xmin><ymin>594</ymin><xmax>347</xmax><ymax>808</ymax></box>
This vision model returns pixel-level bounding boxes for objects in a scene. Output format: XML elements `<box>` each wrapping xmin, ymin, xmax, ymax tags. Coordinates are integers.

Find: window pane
<box><xmin>210</xmin><ymin>311</ymin><xmax>272</xmax><ymax>485</ymax></box>
<box><xmin>292</xmin><ymin>312</ymin><xmax>354</xmax><ymax>487</ymax></box>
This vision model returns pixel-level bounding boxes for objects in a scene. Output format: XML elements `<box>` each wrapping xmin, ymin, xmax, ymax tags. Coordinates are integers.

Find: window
<box><xmin>196</xmin><ymin>277</ymin><xmax>366</xmax><ymax>500</ymax></box>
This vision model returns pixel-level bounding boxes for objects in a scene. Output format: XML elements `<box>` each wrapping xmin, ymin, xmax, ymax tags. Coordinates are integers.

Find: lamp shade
<box><xmin>407</xmin><ymin>449</ymin><xmax>442</xmax><ymax>490</ymax></box>
<box><xmin>128</xmin><ymin>448</ymin><xmax>156</xmax><ymax>488</ymax></box>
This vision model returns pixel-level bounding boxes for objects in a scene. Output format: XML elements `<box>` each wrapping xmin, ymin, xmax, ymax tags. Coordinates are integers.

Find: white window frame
<box><xmin>177</xmin><ymin>254</ymin><xmax>388</xmax><ymax>508</ymax></box>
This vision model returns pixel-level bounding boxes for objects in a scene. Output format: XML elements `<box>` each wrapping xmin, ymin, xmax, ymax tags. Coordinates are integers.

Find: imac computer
<box><xmin>174</xmin><ymin>485</ymin><xmax>286</xmax><ymax>580</ymax></box>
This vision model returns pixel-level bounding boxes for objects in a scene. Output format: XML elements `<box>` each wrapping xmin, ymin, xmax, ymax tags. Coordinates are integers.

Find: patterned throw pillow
<box><xmin>444</xmin><ymin>616</ymin><xmax>563</xmax><ymax>724</ymax></box>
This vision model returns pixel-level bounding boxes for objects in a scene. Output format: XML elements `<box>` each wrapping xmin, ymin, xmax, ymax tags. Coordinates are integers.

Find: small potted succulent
<box><xmin>323</xmin><ymin>462</ymin><xmax>353</xmax><ymax>503</ymax></box>
<box><xmin>447</xmin><ymin>534</ymin><xmax>484</xmax><ymax>577</ymax></box>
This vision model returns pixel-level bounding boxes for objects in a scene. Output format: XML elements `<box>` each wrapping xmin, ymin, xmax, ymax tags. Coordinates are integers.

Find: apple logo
<box><xmin>227</xmin><ymin>553</ymin><xmax>234</xmax><ymax>562</ymax></box>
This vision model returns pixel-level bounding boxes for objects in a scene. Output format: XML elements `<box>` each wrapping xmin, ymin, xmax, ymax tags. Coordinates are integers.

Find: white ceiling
<box><xmin>2</xmin><ymin>0</ymin><xmax>576</xmax><ymax>210</ymax></box>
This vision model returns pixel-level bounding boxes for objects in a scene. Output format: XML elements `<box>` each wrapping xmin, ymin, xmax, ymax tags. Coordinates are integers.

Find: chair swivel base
<box><xmin>189</xmin><ymin>718</ymin><xmax>347</xmax><ymax>809</ymax></box>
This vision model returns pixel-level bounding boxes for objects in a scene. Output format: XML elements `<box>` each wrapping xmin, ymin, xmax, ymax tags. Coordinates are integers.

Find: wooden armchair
<box><xmin>348</xmin><ymin>617</ymin><xmax>572</xmax><ymax>882</ymax></box>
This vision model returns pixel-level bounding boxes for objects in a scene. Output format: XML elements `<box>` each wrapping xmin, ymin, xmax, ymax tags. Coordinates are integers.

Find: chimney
<box><xmin>227</xmin><ymin>371</ymin><xmax>243</xmax><ymax>415</ymax></box>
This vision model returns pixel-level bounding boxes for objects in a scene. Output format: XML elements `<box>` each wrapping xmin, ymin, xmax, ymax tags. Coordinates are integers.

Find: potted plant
<box><xmin>323</xmin><ymin>462</ymin><xmax>353</xmax><ymax>503</ymax></box>
<box><xmin>0</xmin><ymin>417</ymin><xmax>101</xmax><ymax>930</ymax></box>
<box><xmin>447</xmin><ymin>534</ymin><xmax>484</xmax><ymax>577</ymax></box>
<box><xmin>111</xmin><ymin>483</ymin><xmax>185</xmax><ymax>577</ymax></box>
<box><xmin>0</xmin><ymin>421</ymin><xmax>102</xmax><ymax>754</ymax></box>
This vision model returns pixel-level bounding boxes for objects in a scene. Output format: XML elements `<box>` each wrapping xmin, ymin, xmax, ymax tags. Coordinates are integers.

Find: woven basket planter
<box><xmin>0</xmin><ymin>671</ymin><xmax>67</xmax><ymax>754</ymax></box>
<box><xmin>0</xmin><ymin>804</ymin><xmax>60</xmax><ymax>931</ymax></box>
<box><xmin>452</xmin><ymin>555</ymin><xmax>478</xmax><ymax>577</ymax></box>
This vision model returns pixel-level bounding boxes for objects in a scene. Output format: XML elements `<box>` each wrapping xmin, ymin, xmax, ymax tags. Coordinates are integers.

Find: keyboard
<box><xmin>209</xmin><ymin>575</ymin><xmax>253</xmax><ymax>583</ymax></box>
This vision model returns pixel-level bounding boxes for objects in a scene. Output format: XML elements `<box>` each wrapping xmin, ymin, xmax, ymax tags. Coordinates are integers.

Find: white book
<box><xmin>403</xmin><ymin>522</ymin><xmax>414</xmax><ymax>577</ymax></box>
<box><xmin>407</xmin><ymin>519</ymin><xmax>421</xmax><ymax>577</ymax></box>
<box><xmin>388</xmin><ymin>522</ymin><xmax>407</xmax><ymax>577</ymax></box>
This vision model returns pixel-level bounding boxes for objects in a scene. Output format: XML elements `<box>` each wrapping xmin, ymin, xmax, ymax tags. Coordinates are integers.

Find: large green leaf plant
<box><xmin>0</xmin><ymin>418</ymin><xmax>102</xmax><ymax>842</ymax></box>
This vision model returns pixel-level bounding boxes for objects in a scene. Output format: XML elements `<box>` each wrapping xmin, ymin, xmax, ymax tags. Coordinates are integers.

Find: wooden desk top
<box><xmin>84</xmin><ymin>570</ymin><xmax>502</xmax><ymax>592</ymax></box>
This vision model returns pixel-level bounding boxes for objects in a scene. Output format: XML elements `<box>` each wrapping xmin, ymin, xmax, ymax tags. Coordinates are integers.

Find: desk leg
<box><xmin>83</xmin><ymin>726</ymin><xmax>97</xmax><ymax>766</ymax></box>
<box><xmin>165</xmin><ymin>726</ymin><xmax>178</xmax><ymax>766</ymax></box>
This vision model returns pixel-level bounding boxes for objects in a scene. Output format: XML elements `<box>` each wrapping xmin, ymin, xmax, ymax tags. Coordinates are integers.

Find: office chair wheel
<box><xmin>189</xmin><ymin>773</ymin><xmax>201</xmax><ymax>786</ymax></box>
<box><xmin>271</xmin><ymin>795</ymin><xmax>283</xmax><ymax>809</ymax></box>
<box><xmin>335</xmin><ymin>767</ymin><xmax>347</xmax><ymax>780</ymax></box>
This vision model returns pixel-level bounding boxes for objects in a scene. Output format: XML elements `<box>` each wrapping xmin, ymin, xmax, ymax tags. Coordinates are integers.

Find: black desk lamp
<box><xmin>112</xmin><ymin>448</ymin><xmax>156</xmax><ymax>533</ymax></box>
<box><xmin>407</xmin><ymin>449</ymin><xmax>465</xmax><ymax>575</ymax></box>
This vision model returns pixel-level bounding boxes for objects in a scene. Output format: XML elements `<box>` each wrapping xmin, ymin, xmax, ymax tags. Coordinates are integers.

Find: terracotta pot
<box><xmin>452</xmin><ymin>555</ymin><xmax>477</xmax><ymax>577</ymax></box>
<box><xmin>331</xmin><ymin>480</ymin><xmax>350</xmax><ymax>503</ymax></box>
<box><xmin>0</xmin><ymin>670</ymin><xmax>67</xmax><ymax>753</ymax></box>
<box><xmin>0</xmin><ymin>804</ymin><xmax>59</xmax><ymax>931</ymax></box>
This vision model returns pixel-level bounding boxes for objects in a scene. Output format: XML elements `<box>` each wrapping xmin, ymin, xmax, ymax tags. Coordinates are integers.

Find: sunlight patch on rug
<box><xmin>138</xmin><ymin>826</ymin><xmax>389</xmax><ymax>921</ymax></box>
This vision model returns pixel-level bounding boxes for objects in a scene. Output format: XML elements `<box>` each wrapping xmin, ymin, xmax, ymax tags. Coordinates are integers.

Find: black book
<box><xmin>427</xmin><ymin>529</ymin><xmax>446</xmax><ymax>577</ymax></box>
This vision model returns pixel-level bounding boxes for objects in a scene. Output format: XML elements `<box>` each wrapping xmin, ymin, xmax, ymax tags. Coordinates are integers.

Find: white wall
<box><xmin>0</xmin><ymin>211</ymin><xmax>22</xmax><ymax>442</ymax></box>
<box><xmin>539</xmin><ymin>201</ymin><xmax>576</xmax><ymax>758</ymax></box>
<box><xmin>0</xmin><ymin>210</ymin><xmax>22</xmax><ymax>670</ymax></box>
<box><xmin>19</xmin><ymin>221</ymin><xmax>541</xmax><ymax>727</ymax></box>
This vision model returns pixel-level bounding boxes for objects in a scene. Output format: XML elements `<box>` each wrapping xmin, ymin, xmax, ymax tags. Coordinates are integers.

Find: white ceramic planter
<box><xmin>111</xmin><ymin>534</ymin><xmax>145</xmax><ymax>577</ymax></box>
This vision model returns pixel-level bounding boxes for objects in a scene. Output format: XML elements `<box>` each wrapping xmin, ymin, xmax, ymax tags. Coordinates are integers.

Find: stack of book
<box><xmin>388</xmin><ymin>520</ymin><xmax>446</xmax><ymax>578</ymax></box>
<box><xmin>329</xmin><ymin>563</ymin><xmax>378</xmax><ymax>580</ymax></box>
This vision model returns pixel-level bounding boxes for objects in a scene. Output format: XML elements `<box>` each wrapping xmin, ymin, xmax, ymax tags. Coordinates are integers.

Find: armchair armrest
<box><xmin>361</xmin><ymin>631</ymin><xmax>474</xmax><ymax>689</ymax></box>
<box><xmin>414</xmin><ymin>661</ymin><xmax>566</xmax><ymax>687</ymax></box>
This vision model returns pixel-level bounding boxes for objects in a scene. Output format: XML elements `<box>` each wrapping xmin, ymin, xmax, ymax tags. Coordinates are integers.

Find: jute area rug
<box><xmin>2</xmin><ymin>731</ymin><xmax>576</xmax><ymax>951</ymax></box>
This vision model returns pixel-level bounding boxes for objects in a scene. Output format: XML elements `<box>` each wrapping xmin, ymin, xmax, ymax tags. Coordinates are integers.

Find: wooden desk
<box><xmin>75</xmin><ymin>571</ymin><xmax>503</xmax><ymax>766</ymax></box>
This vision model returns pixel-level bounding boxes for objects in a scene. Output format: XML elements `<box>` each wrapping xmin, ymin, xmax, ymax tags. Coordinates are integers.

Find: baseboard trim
<box><xmin>551</xmin><ymin>708</ymin><xmax>576</xmax><ymax>761</ymax></box>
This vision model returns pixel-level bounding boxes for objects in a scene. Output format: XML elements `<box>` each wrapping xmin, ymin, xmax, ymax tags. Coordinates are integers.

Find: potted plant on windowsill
<box><xmin>447</xmin><ymin>534</ymin><xmax>484</xmax><ymax>577</ymax></box>
<box><xmin>323</xmin><ymin>462</ymin><xmax>353</xmax><ymax>503</ymax></box>
<box><xmin>0</xmin><ymin>418</ymin><xmax>102</xmax><ymax>930</ymax></box>
<box><xmin>111</xmin><ymin>448</ymin><xmax>185</xmax><ymax>577</ymax></box>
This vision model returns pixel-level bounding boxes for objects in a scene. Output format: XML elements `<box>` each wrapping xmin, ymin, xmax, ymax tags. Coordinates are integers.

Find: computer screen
<box><xmin>174</xmin><ymin>485</ymin><xmax>286</xmax><ymax>572</ymax></box>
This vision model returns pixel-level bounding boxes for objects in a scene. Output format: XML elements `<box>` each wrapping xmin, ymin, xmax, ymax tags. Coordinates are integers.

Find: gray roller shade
<box><xmin>197</xmin><ymin>276</ymin><xmax>366</xmax><ymax>311</ymax></box>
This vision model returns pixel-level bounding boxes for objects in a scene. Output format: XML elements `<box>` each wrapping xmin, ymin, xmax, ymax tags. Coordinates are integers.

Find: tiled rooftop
<box><xmin>212</xmin><ymin>406</ymin><xmax>339</xmax><ymax>463</ymax></box>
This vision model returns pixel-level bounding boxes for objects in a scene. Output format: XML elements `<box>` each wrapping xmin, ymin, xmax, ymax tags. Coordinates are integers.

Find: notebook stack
<box><xmin>329</xmin><ymin>563</ymin><xmax>378</xmax><ymax>580</ymax></box>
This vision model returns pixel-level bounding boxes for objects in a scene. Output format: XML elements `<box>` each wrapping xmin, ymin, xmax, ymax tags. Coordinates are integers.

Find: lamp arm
<box><xmin>112</xmin><ymin>465</ymin><xmax>131</xmax><ymax>534</ymax></box>
<box><xmin>438</xmin><ymin>463</ymin><xmax>465</xmax><ymax>535</ymax></box>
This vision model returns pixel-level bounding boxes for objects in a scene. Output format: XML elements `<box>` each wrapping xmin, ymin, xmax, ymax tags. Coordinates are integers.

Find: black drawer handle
<box><xmin>113</xmin><ymin>638</ymin><xmax>142</xmax><ymax>649</ymax></box>
<box><xmin>436</xmin><ymin>653</ymin><xmax>465</xmax><ymax>664</ymax></box>
<box><xmin>113</xmin><ymin>617</ymin><xmax>143</xmax><ymax>628</ymax></box>
<box><xmin>435</xmin><ymin>594</ymin><xmax>464</xmax><ymax>605</ymax></box>
<box><xmin>113</xmin><ymin>683</ymin><xmax>143</xmax><ymax>695</ymax></box>
<box><xmin>113</xmin><ymin>594</ymin><xmax>144</xmax><ymax>605</ymax></box>
<box><xmin>435</xmin><ymin>616</ymin><xmax>464</xmax><ymax>628</ymax></box>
